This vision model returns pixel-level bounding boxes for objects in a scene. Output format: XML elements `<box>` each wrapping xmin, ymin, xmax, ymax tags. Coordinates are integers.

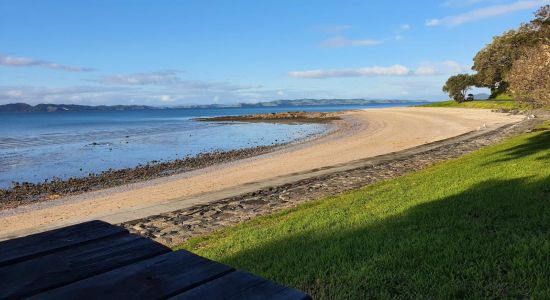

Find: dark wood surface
<box><xmin>0</xmin><ymin>234</ymin><xmax>169</xmax><ymax>298</ymax></box>
<box><xmin>0</xmin><ymin>220</ymin><xmax>310</xmax><ymax>300</ymax></box>
<box><xmin>168</xmin><ymin>270</ymin><xmax>310</xmax><ymax>300</ymax></box>
<box><xmin>0</xmin><ymin>220</ymin><xmax>126</xmax><ymax>267</ymax></box>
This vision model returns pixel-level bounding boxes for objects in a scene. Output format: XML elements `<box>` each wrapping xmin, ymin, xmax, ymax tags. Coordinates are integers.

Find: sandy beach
<box><xmin>0</xmin><ymin>107</ymin><xmax>524</xmax><ymax>239</ymax></box>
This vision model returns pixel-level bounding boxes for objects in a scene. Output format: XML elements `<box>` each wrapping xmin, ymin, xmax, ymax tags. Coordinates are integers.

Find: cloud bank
<box><xmin>0</xmin><ymin>54</ymin><xmax>94</xmax><ymax>72</ymax></box>
<box><xmin>0</xmin><ymin>71</ymin><xmax>267</xmax><ymax>105</ymax></box>
<box><xmin>289</xmin><ymin>61</ymin><xmax>468</xmax><ymax>79</ymax></box>
<box><xmin>427</xmin><ymin>0</ymin><xmax>550</xmax><ymax>26</ymax></box>
<box><xmin>96</xmin><ymin>71</ymin><xmax>181</xmax><ymax>85</ymax></box>
<box><xmin>289</xmin><ymin>65</ymin><xmax>410</xmax><ymax>78</ymax></box>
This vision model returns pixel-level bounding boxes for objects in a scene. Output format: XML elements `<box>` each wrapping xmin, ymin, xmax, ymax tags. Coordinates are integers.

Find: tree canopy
<box><xmin>471</xmin><ymin>27</ymin><xmax>537</xmax><ymax>97</ymax></box>
<box><xmin>445</xmin><ymin>5</ymin><xmax>550</xmax><ymax>101</ymax></box>
<box><xmin>442</xmin><ymin>74</ymin><xmax>476</xmax><ymax>103</ymax></box>
<box><xmin>507</xmin><ymin>43</ymin><xmax>550</xmax><ymax>107</ymax></box>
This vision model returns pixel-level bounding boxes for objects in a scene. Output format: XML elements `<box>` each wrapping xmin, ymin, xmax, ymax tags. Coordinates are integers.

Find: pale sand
<box><xmin>0</xmin><ymin>107</ymin><xmax>524</xmax><ymax>238</ymax></box>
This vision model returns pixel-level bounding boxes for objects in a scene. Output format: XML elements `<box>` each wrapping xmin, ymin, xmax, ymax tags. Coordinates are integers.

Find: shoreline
<box><xmin>0</xmin><ymin>107</ymin><xmax>526</xmax><ymax>239</ymax></box>
<box><xmin>0</xmin><ymin>114</ymin><xmax>342</xmax><ymax>210</ymax></box>
<box><xmin>125</xmin><ymin>116</ymin><xmax>543</xmax><ymax>246</ymax></box>
<box><xmin>195</xmin><ymin>111</ymin><xmax>343</xmax><ymax>124</ymax></box>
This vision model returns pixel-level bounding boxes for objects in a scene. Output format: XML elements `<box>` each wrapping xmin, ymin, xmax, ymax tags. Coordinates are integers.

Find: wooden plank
<box><xmin>0</xmin><ymin>220</ymin><xmax>126</xmax><ymax>266</ymax></box>
<box><xmin>169</xmin><ymin>270</ymin><xmax>310</xmax><ymax>300</ymax></box>
<box><xmin>224</xmin><ymin>280</ymin><xmax>311</xmax><ymax>300</ymax></box>
<box><xmin>0</xmin><ymin>233</ymin><xmax>169</xmax><ymax>299</ymax></box>
<box><xmin>30</xmin><ymin>250</ymin><xmax>235</xmax><ymax>300</ymax></box>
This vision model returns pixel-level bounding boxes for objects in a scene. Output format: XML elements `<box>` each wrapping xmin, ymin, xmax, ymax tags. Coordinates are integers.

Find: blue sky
<box><xmin>0</xmin><ymin>0</ymin><xmax>548</xmax><ymax>105</ymax></box>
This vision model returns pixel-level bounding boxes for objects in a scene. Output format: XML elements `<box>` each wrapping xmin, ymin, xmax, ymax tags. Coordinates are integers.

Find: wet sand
<box><xmin>0</xmin><ymin>107</ymin><xmax>524</xmax><ymax>239</ymax></box>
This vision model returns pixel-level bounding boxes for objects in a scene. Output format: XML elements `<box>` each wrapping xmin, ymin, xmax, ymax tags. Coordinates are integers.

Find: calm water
<box><xmin>0</xmin><ymin>102</ymin><xmax>425</xmax><ymax>188</ymax></box>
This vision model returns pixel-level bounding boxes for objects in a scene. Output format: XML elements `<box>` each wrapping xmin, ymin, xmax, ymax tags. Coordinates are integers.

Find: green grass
<box><xmin>419</xmin><ymin>99</ymin><xmax>529</xmax><ymax>110</ymax></box>
<box><xmin>176</xmin><ymin>123</ymin><xmax>550</xmax><ymax>299</ymax></box>
<box><xmin>493</xmin><ymin>93</ymin><xmax>515</xmax><ymax>100</ymax></box>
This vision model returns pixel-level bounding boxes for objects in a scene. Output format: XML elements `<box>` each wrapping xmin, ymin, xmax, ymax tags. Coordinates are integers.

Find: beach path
<box><xmin>0</xmin><ymin>107</ymin><xmax>524</xmax><ymax>239</ymax></box>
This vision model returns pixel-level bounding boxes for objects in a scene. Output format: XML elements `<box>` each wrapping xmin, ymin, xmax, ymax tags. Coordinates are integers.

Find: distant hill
<box><xmin>0</xmin><ymin>99</ymin><xmax>424</xmax><ymax>113</ymax></box>
<box><xmin>0</xmin><ymin>103</ymin><xmax>156</xmax><ymax>113</ymax></box>
<box><xmin>179</xmin><ymin>99</ymin><xmax>423</xmax><ymax>109</ymax></box>
<box><xmin>242</xmin><ymin>99</ymin><xmax>419</xmax><ymax>107</ymax></box>
<box><xmin>474</xmin><ymin>93</ymin><xmax>490</xmax><ymax>100</ymax></box>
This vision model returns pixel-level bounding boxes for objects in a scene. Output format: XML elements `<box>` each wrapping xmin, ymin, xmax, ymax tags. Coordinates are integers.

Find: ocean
<box><xmin>0</xmin><ymin>102</ymin><xmax>425</xmax><ymax>188</ymax></box>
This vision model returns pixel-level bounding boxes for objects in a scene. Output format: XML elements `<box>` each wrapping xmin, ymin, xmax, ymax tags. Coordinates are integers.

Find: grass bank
<box><xmin>419</xmin><ymin>99</ymin><xmax>530</xmax><ymax>110</ymax></box>
<box><xmin>176</xmin><ymin>122</ymin><xmax>550</xmax><ymax>299</ymax></box>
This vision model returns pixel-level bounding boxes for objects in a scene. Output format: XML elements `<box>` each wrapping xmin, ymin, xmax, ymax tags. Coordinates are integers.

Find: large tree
<box><xmin>507</xmin><ymin>43</ymin><xmax>550</xmax><ymax>107</ymax></box>
<box><xmin>471</xmin><ymin>5</ymin><xmax>549</xmax><ymax>98</ymax></box>
<box><xmin>471</xmin><ymin>27</ymin><xmax>537</xmax><ymax>97</ymax></box>
<box><xmin>530</xmin><ymin>5</ymin><xmax>550</xmax><ymax>43</ymax></box>
<box><xmin>442</xmin><ymin>74</ymin><xmax>476</xmax><ymax>103</ymax></box>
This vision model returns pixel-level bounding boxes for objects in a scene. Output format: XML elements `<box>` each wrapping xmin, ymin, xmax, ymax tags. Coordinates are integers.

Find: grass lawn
<box><xmin>176</xmin><ymin>122</ymin><xmax>550</xmax><ymax>299</ymax></box>
<box><xmin>419</xmin><ymin>99</ymin><xmax>530</xmax><ymax>110</ymax></box>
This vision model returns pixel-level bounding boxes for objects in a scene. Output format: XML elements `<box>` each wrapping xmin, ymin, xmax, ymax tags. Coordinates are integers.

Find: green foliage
<box><xmin>530</xmin><ymin>5</ymin><xmax>550</xmax><ymax>43</ymax></box>
<box><xmin>507</xmin><ymin>43</ymin><xmax>550</xmax><ymax>107</ymax></box>
<box><xmin>472</xmin><ymin>28</ymin><xmax>537</xmax><ymax>97</ymax></box>
<box><xmin>176</xmin><ymin>123</ymin><xmax>550</xmax><ymax>299</ymax></box>
<box><xmin>456</xmin><ymin>5</ymin><xmax>550</xmax><ymax>98</ymax></box>
<box><xmin>442</xmin><ymin>74</ymin><xmax>477</xmax><ymax>102</ymax></box>
<box><xmin>420</xmin><ymin>100</ymin><xmax>530</xmax><ymax>110</ymax></box>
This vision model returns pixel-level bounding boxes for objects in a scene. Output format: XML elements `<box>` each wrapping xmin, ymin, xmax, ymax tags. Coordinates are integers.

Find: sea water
<box><xmin>0</xmin><ymin>103</ymin><xmax>425</xmax><ymax>188</ymax></box>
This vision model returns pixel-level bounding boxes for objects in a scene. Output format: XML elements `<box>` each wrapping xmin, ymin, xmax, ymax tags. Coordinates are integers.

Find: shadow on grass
<box><xmin>218</xmin><ymin>176</ymin><xmax>550</xmax><ymax>299</ymax></box>
<box><xmin>487</xmin><ymin>129</ymin><xmax>550</xmax><ymax>164</ymax></box>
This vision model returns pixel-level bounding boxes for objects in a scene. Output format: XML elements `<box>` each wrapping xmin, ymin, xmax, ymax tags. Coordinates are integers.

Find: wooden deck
<box><xmin>0</xmin><ymin>220</ymin><xmax>310</xmax><ymax>299</ymax></box>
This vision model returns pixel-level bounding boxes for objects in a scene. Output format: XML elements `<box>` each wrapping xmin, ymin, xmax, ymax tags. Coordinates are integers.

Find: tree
<box><xmin>471</xmin><ymin>28</ymin><xmax>537</xmax><ymax>98</ymax></box>
<box><xmin>443</xmin><ymin>74</ymin><xmax>477</xmax><ymax>103</ymax></box>
<box><xmin>506</xmin><ymin>43</ymin><xmax>550</xmax><ymax>107</ymax></box>
<box><xmin>471</xmin><ymin>5</ymin><xmax>550</xmax><ymax>98</ymax></box>
<box><xmin>529</xmin><ymin>5</ymin><xmax>550</xmax><ymax>44</ymax></box>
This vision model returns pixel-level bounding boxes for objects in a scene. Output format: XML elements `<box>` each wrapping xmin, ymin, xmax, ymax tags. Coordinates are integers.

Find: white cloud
<box><xmin>97</xmin><ymin>71</ymin><xmax>180</xmax><ymax>85</ymax></box>
<box><xmin>415</xmin><ymin>60</ymin><xmax>471</xmax><ymax>75</ymax></box>
<box><xmin>0</xmin><ymin>85</ymin><xmax>130</xmax><ymax>104</ymax></box>
<box><xmin>0</xmin><ymin>84</ymin><xmax>342</xmax><ymax>106</ymax></box>
<box><xmin>426</xmin><ymin>0</ymin><xmax>550</xmax><ymax>26</ymax></box>
<box><xmin>289</xmin><ymin>60</ymin><xmax>470</xmax><ymax>79</ymax></box>
<box><xmin>158</xmin><ymin>95</ymin><xmax>174</xmax><ymax>102</ymax></box>
<box><xmin>320</xmin><ymin>36</ymin><xmax>382</xmax><ymax>48</ymax></box>
<box><xmin>289</xmin><ymin>65</ymin><xmax>411</xmax><ymax>79</ymax></box>
<box><xmin>393</xmin><ymin>24</ymin><xmax>411</xmax><ymax>41</ymax></box>
<box><xmin>442</xmin><ymin>60</ymin><xmax>471</xmax><ymax>72</ymax></box>
<box><xmin>415</xmin><ymin>66</ymin><xmax>439</xmax><ymax>76</ymax></box>
<box><xmin>95</xmin><ymin>71</ymin><xmax>260</xmax><ymax>93</ymax></box>
<box><xmin>426</xmin><ymin>19</ymin><xmax>443</xmax><ymax>26</ymax></box>
<box><xmin>0</xmin><ymin>70</ymin><xmax>263</xmax><ymax>106</ymax></box>
<box><xmin>0</xmin><ymin>54</ymin><xmax>94</xmax><ymax>72</ymax></box>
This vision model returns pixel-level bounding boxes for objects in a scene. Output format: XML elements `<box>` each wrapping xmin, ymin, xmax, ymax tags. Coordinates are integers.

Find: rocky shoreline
<box><xmin>1</xmin><ymin>111</ymin><xmax>346</xmax><ymax>210</ymax></box>
<box><xmin>123</xmin><ymin>115</ymin><xmax>546</xmax><ymax>247</ymax></box>
<box><xmin>0</xmin><ymin>145</ymin><xmax>286</xmax><ymax>210</ymax></box>
<box><xmin>195</xmin><ymin>111</ymin><xmax>342</xmax><ymax>124</ymax></box>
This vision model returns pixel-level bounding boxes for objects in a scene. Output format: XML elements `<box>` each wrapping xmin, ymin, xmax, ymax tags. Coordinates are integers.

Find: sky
<box><xmin>0</xmin><ymin>0</ymin><xmax>548</xmax><ymax>106</ymax></box>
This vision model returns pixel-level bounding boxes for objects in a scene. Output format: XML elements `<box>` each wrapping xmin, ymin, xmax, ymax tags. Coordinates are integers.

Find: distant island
<box><xmin>0</xmin><ymin>103</ymin><xmax>155</xmax><ymax>113</ymax></box>
<box><xmin>0</xmin><ymin>99</ymin><xmax>424</xmax><ymax>113</ymax></box>
<box><xmin>183</xmin><ymin>99</ymin><xmax>424</xmax><ymax>108</ymax></box>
